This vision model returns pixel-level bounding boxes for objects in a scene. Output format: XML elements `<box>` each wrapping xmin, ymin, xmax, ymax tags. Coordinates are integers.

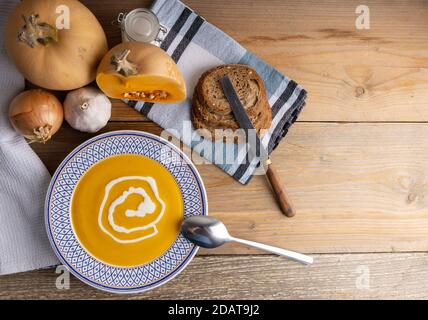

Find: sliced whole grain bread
<box><xmin>191</xmin><ymin>64</ymin><xmax>272</xmax><ymax>143</ymax></box>
<box><xmin>193</xmin><ymin>82</ymin><xmax>266</xmax><ymax>124</ymax></box>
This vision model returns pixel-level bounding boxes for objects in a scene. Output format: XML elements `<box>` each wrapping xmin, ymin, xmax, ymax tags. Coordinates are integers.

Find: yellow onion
<box><xmin>9</xmin><ymin>89</ymin><xmax>64</xmax><ymax>143</ymax></box>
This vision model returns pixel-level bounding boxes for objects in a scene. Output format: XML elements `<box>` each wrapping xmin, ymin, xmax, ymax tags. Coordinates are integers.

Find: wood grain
<box><xmin>31</xmin><ymin>122</ymin><xmax>428</xmax><ymax>254</ymax></box>
<box><xmin>181</xmin><ymin>0</ymin><xmax>428</xmax><ymax>122</ymax></box>
<box><xmin>4</xmin><ymin>0</ymin><xmax>428</xmax><ymax>300</ymax></box>
<box><xmin>82</xmin><ymin>0</ymin><xmax>428</xmax><ymax>123</ymax></box>
<box><xmin>82</xmin><ymin>0</ymin><xmax>152</xmax><ymax>48</ymax></box>
<box><xmin>2</xmin><ymin>253</ymin><xmax>428</xmax><ymax>300</ymax></box>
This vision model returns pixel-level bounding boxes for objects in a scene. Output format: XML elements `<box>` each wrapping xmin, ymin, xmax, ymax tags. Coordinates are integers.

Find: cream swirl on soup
<box><xmin>98</xmin><ymin>176</ymin><xmax>166</xmax><ymax>244</ymax></box>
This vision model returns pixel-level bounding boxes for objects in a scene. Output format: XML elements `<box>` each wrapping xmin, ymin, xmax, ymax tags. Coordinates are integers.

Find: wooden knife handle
<box><xmin>265</xmin><ymin>161</ymin><xmax>295</xmax><ymax>217</ymax></box>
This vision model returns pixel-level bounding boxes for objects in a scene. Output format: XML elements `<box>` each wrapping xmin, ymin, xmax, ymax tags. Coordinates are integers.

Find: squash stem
<box><xmin>18</xmin><ymin>14</ymin><xmax>58</xmax><ymax>48</ymax></box>
<box><xmin>111</xmin><ymin>49</ymin><xmax>138</xmax><ymax>77</ymax></box>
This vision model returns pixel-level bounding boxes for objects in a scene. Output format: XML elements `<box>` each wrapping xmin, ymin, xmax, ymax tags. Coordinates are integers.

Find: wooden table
<box><xmin>2</xmin><ymin>0</ymin><xmax>428</xmax><ymax>299</ymax></box>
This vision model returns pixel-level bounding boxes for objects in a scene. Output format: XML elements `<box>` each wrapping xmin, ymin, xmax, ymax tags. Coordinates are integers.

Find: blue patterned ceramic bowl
<box><xmin>45</xmin><ymin>130</ymin><xmax>208</xmax><ymax>293</ymax></box>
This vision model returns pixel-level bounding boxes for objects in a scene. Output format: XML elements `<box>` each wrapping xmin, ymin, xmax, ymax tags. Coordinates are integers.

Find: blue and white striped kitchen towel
<box><xmin>127</xmin><ymin>0</ymin><xmax>307</xmax><ymax>184</ymax></box>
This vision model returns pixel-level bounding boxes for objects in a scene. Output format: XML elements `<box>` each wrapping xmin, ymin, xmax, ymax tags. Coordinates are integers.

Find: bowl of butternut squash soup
<box><xmin>45</xmin><ymin>131</ymin><xmax>207</xmax><ymax>293</ymax></box>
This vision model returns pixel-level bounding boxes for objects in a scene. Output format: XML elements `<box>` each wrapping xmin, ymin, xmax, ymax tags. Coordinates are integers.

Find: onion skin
<box><xmin>9</xmin><ymin>89</ymin><xmax>64</xmax><ymax>143</ymax></box>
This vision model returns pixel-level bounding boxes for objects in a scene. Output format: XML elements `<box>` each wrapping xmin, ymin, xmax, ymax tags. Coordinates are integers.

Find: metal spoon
<box><xmin>181</xmin><ymin>216</ymin><xmax>313</xmax><ymax>265</ymax></box>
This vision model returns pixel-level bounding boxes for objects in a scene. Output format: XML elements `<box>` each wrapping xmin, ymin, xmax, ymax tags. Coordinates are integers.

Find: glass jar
<box><xmin>117</xmin><ymin>8</ymin><xmax>167</xmax><ymax>46</ymax></box>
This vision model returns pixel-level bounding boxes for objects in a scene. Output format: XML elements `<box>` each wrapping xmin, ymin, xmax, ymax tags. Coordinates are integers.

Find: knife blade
<box><xmin>220</xmin><ymin>75</ymin><xmax>295</xmax><ymax>217</ymax></box>
<box><xmin>220</xmin><ymin>75</ymin><xmax>268</xmax><ymax>162</ymax></box>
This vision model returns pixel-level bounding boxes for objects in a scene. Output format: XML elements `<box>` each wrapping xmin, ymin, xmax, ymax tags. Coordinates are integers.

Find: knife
<box><xmin>220</xmin><ymin>75</ymin><xmax>295</xmax><ymax>217</ymax></box>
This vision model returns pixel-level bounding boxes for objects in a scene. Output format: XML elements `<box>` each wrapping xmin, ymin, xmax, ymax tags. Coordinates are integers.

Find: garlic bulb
<box><xmin>64</xmin><ymin>87</ymin><xmax>111</xmax><ymax>133</ymax></box>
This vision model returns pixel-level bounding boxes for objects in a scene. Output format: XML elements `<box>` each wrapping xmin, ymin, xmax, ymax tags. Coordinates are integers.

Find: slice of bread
<box><xmin>191</xmin><ymin>64</ymin><xmax>272</xmax><ymax>143</ymax></box>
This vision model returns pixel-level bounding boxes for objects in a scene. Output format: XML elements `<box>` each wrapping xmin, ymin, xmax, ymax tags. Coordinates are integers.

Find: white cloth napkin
<box><xmin>0</xmin><ymin>0</ymin><xmax>59</xmax><ymax>275</ymax></box>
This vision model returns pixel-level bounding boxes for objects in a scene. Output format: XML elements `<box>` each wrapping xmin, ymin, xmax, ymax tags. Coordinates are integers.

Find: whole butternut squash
<box><xmin>5</xmin><ymin>0</ymin><xmax>108</xmax><ymax>90</ymax></box>
<box><xmin>96</xmin><ymin>42</ymin><xmax>186</xmax><ymax>103</ymax></box>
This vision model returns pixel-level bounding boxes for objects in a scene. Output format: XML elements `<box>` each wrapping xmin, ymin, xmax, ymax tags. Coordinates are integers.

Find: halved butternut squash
<box><xmin>96</xmin><ymin>42</ymin><xmax>186</xmax><ymax>103</ymax></box>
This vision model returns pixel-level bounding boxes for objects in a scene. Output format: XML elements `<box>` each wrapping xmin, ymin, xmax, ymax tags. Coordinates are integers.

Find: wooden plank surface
<box><xmin>31</xmin><ymin>121</ymin><xmax>428</xmax><ymax>254</ymax></box>
<box><xmin>2</xmin><ymin>253</ymin><xmax>428</xmax><ymax>300</ymax></box>
<box><xmin>71</xmin><ymin>0</ymin><xmax>428</xmax><ymax>123</ymax></box>
<box><xmin>3</xmin><ymin>0</ymin><xmax>428</xmax><ymax>299</ymax></box>
<box><xmin>85</xmin><ymin>0</ymin><xmax>428</xmax><ymax>122</ymax></box>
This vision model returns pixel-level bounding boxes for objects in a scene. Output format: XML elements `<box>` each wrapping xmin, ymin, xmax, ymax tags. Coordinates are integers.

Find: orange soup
<box><xmin>71</xmin><ymin>154</ymin><xmax>184</xmax><ymax>267</ymax></box>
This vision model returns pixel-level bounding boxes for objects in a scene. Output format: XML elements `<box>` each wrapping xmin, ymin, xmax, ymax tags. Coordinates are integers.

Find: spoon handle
<box><xmin>229</xmin><ymin>237</ymin><xmax>313</xmax><ymax>265</ymax></box>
